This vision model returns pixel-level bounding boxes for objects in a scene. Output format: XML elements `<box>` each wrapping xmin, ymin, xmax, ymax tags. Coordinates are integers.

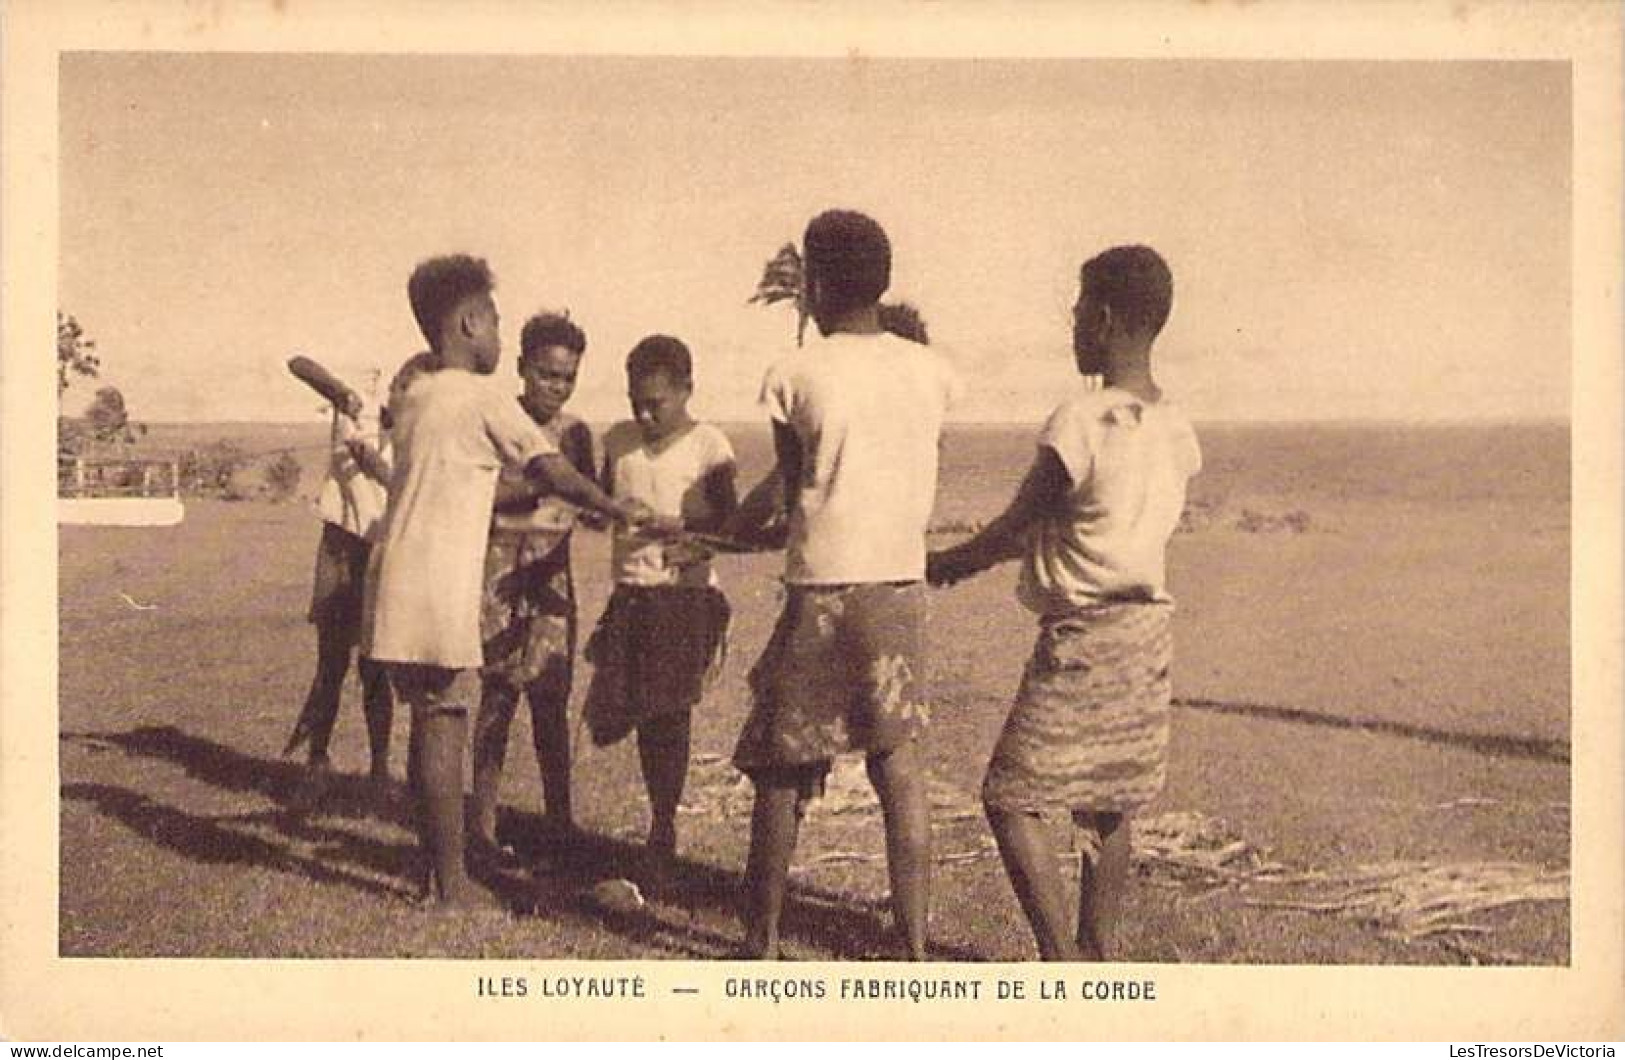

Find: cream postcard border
<box><xmin>2</xmin><ymin>0</ymin><xmax>1620</xmax><ymax>1042</ymax></box>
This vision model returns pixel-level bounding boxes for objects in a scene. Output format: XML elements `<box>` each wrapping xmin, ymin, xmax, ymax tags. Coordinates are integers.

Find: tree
<box><xmin>748</xmin><ymin>244</ymin><xmax>932</xmax><ymax>347</ymax></box>
<box><xmin>57</xmin><ymin>312</ymin><xmax>100</xmax><ymax>401</ymax></box>
<box><xmin>84</xmin><ymin>386</ymin><xmax>142</xmax><ymax>446</ymax></box>
<box><xmin>748</xmin><ymin>243</ymin><xmax>809</xmax><ymax>346</ymax></box>
<box><xmin>878</xmin><ymin>301</ymin><xmax>930</xmax><ymax>345</ymax></box>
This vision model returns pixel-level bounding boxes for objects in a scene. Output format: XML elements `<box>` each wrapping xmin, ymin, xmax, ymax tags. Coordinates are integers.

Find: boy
<box><xmin>728</xmin><ymin>210</ymin><xmax>961</xmax><ymax>960</ymax></box>
<box><xmin>285</xmin><ymin>372</ymin><xmax>394</xmax><ymax>796</ymax></box>
<box><xmin>470</xmin><ymin>312</ymin><xmax>595</xmax><ymax>861</ymax></box>
<box><xmin>583</xmin><ymin>335</ymin><xmax>736</xmax><ymax>881</ymax></box>
<box><xmin>362</xmin><ymin>255</ymin><xmax>647</xmax><ymax>910</ymax></box>
<box><xmin>927</xmin><ymin>245</ymin><xmax>1201</xmax><ymax>961</ymax></box>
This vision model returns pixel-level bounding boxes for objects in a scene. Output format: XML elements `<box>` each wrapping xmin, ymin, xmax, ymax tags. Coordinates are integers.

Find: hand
<box><xmin>641</xmin><ymin>511</ymin><xmax>687</xmax><ymax>538</ymax></box>
<box><xmin>926</xmin><ymin>550</ymin><xmax>972</xmax><ymax>588</ymax></box>
<box><xmin>615</xmin><ymin>499</ymin><xmax>676</xmax><ymax>532</ymax></box>
<box><xmin>336</xmin><ymin>412</ymin><xmax>363</xmax><ymax>443</ymax></box>
<box><xmin>661</xmin><ymin>536</ymin><xmax>715</xmax><ymax>570</ymax></box>
<box><xmin>722</xmin><ymin>508</ymin><xmax>789</xmax><ymax>551</ymax></box>
<box><xmin>339</xmin><ymin>391</ymin><xmax>365</xmax><ymax>420</ymax></box>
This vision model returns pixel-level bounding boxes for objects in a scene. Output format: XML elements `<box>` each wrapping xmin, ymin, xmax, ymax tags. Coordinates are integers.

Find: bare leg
<box><xmin>987</xmin><ymin>805</ymin><xmax>1078</xmax><ymax>961</ymax></box>
<box><xmin>526</xmin><ymin>667</ymin><xmax>574</xmax><ymax>836</ymax></box>
<box><xmin>1075</xmin><ymin>810</ymin><xmax>1131</xmax><ymax>961</ymax></box>
<box><xmin>416</xmin><ymin>704</ymin><xmax>488</xmax><ymax>907</ymax></box>
<box><xmin>636</xmin><ymin>711</ymin><xmax>692</xmax><ymax>862</ymax></box>
<box><xmin>470</xmin><ymin>679</ymin><xmax>519</xmax><ymax>848</ymax></box>
<box><xmin>358</xmin><ymin>657</ymin><xmax>393</xmax><ymax>780</ymax></box>
<box><xmin>740</xmin><ymin>780</ymin><xmax>803</xmax><ymax>959</ymax></box>
<box><xmin>867</xmin><ymin>741</ymin><xmax>932</xmax><ymax>961</ymax></box>
<box><xmin>291</xmin><ymin>615</ymin><xmax>353</xmax><ymax>766</ymax></box>
<box><xmin>405</xmin><ymin>708</ymin><xmax>430</xmax><ymax>897</ymax></box>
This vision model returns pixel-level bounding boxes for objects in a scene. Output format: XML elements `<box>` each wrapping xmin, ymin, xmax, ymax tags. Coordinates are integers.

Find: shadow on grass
<box><xmin>63</xmin><ymin>726</ymin><xmax>416</xmax><ymax>827</ymax></box>
<box><xmin>1174</xmin><ymin>697</ymin><xmax>1570</xmax><ymax>765</ymax></box>
<box><xmin>61</xmin><ymin>782</ymin><xmax>415</xmax><ymax>902</ymax></box>
<box><xmin>61</xmin><ymin>725</ymin><xmax>984</xmax><ymax>961</ymax></box>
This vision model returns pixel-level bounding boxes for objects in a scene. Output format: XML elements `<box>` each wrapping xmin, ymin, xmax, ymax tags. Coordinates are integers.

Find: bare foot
<box><xmin>429</xmin><ymin>884</ymin><xmax>509</xmax><ymax>916</ymax></box>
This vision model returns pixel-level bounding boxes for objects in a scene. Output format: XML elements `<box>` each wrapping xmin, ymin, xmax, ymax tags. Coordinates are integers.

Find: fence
<box><xmin>58</xmin><ymin>455</ymin><xmax>182</xmax><ymax>500</ymax></box>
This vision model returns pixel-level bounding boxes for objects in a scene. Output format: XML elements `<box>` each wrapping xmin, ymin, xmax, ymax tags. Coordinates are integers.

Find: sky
<box><xmin>58</xmin><ymin>54</ymin><xmax>1571</xmax><ymax>425</ymax></box>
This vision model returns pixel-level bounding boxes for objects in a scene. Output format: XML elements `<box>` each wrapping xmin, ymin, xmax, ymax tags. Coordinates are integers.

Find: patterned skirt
<box><xmin>982</xmin><ymin>601</ymin><xmax>1174</xmax><ymax>815</ymax></box>
<box><xmin>732</xmin><ymin>581</ymin><xmax>930</xmax><ymax>787</ymax></box>
<box><xmin>479</xmin><ymin>528</ymin><xmax>576</xmax><ymax>686</ymax></box>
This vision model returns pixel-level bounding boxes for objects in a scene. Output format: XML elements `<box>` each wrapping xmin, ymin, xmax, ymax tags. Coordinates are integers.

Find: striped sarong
<box><xmin>982</xmin><ymin>601</ymin><xmax>1173</xmax><ymax>815</ymax></box>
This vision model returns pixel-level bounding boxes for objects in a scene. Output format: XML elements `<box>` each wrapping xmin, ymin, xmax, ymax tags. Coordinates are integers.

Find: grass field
<box><xmin>58</xmin><ymin>421</ymin><xmax>1570</xmax><ymax>963</ymax></box>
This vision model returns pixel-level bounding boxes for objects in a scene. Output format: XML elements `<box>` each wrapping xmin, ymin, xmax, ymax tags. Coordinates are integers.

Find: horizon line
<box><xmin>130</xmin><ymin>414</ymin><xmax>1573</xmax><ymax>429</ymax></box>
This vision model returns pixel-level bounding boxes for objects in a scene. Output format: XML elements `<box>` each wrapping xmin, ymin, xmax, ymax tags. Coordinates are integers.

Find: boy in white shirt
<box><xmin>284</xmin><ymin>371</ymin><xmax>394</xmax><ymax>794</ymax></box>
<box><xmin>928</xmin><ymin>245</ymin><xmax>1201</xmax><ymax>961</ymax></box>
<box><xmin>583</xmin><ymin>335</ymin><xmax>736</xmax><ymax>881</ymax></box>
<box><xmin>730</xmin><ymin>211</ymin><xmax>960</xmax><ymax>959</ymax></box>
<box><xmin>362</xmin><ymin>255</ymin><xmax>646</xmax><ymax>910</ymax></box>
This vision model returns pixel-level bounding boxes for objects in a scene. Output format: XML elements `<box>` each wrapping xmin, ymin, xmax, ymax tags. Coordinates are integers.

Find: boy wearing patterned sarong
<box><xmin>929</xmin><ymin>246</ymin><xmax>1201</xmax><ymax>961</ymax></box>
<box><xmin>470</xmin><ymin>313</ymin><xmax>596</xmax><ymax>862</ymax></box>
<box><xmin>730</xmin><ymin>211</ymin><xmax>961</xmax><ymax>960</ymax></box>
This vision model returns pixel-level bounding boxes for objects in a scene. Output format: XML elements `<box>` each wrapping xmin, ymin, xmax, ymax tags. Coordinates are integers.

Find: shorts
<box><xmin>732</xmin><ymin>581</ymin><xmax>929</xmax><ymax>797</ymax></box>
<box><xmin>582</xmin><ymin>584</ymin><xmax>730</xmax><ymax>747</ymax></box>
<box><xmin>308</xmin><ymin>521</ymin><xmax>372</xmax><ymax>630</ymax></box>
<box><xmin>387</xmin><ymin>663</ymin><xmax>480</xmax><ymax>718</ymax></box>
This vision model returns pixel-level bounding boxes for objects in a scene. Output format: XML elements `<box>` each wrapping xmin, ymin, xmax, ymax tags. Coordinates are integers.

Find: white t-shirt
<box><xmin>603</xmin><ymin>420</ymin><xmax>736</xmax><ymax>588</ymax></box>
<box><xmin>314</xmin><ymin>375</ymin><xmax>389</xmax><ymax>540</ymax></box>
<box><xmin>490</xmin><ymin>409</ymin><xmax>589</xmax><ymax>534</ymax></box>
<box><xmin>1018</xmin><ymin>386</ymin><xmax>1202</xmax><ymax>616</ymax></box>
<box><xmin>362</xmin><ymin>369</ymin><xmax>558</xmax><ymax>668</ymax></box>
<box><xmin>760</xmin><ymin>331</ymin><xmax>962</xmax><ymax>585</ymax></box>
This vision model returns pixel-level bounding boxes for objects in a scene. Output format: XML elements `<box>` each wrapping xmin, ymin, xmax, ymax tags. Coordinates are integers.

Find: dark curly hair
<box><xmin>1079</xmin><ymin>245</ymin><xmax>1173</xmax><ymax>338</ymax></box>
<box><xmin>625</xmin><ymin>334</ymin><xmax>692</xmax><ymax>385</ymax></box>
<box><xmin>407</xmin><ymin>255</ymin><xmax>495</xmax><ymax>349</ymax></box>
<box><xmin>520</xmin><ymin>312</ymin><xmax>586</xmax><ymax>364</ymax></box>
<box><xmin>803</xmin><ymin>210</ymin><xmax>891</xmax><ymax>319</ymax></box>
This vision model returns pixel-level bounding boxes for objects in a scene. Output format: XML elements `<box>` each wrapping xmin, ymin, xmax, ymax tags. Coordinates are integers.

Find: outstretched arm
<box><xmin>493</xmin><ymin>421</ymin><xmax>596</xmax><ymax>515</ymax></box>
<box><xmin>347</xmin><ymin>437</ymin><xmax>394</xmax><ymax>487</ymax></box>
<box><xmin>688</xmin><ymin>463</ymin><xmax>739</xmax><ymax>534</ymax></box>
<box><xmin>338</xmin><ymin>411</ymin><xmax>393</xmax><ymax>486</ymax></box>
<box><xmin>723</xmin><ymin>468</ymin><xmax>784</xmax><ymax>547</ymax></box>
<box><xmin>928</xmin><ymin>445</ymin><xmax>1071</xmax><ymax>586</ymax></box>
<box><xmin>521</xmin><ymin>452</ymin><xmax>647</xmax><ymax>526</ymax></box>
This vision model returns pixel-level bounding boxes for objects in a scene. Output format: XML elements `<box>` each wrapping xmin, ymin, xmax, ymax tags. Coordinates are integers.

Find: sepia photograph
<box><xmin>3</xmin><ymin>0</ymin><xmax>1621</xmax><ymax>1042</ymax></box>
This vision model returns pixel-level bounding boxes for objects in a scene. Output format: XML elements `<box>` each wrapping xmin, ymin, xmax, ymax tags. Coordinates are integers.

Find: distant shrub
<box><xmin>1177</xmin><ymin>497</ymin><xmax>1225</xmax><ymax>534</ymax></box>
<box><xmin>1179</xmin><ymin>496</ymin><xmax>1317</xmax><ymax>535</ymax></box>
<box><xmin>1235</xmin><ymin>507</ymin><xmax>1313</xmax><ymax>534</ymax></box>
<box><xmin>178</xmin><ymin>441</ymin><xmax>248</xmax><ymax>498</ymax></box>
<box><xmin>263</xmin><ymin>451</ymin><xmax>303</xmax><ymax>502</ymax></box>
